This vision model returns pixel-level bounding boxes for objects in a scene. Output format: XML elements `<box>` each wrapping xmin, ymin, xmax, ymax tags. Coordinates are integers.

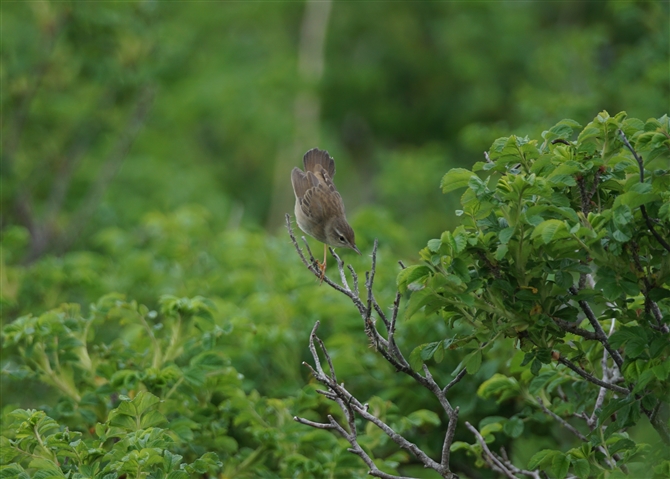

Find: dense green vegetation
<box><xmin>2</xmin><ymin>1</ymin><xmax>669</xmax><ymax>478</ymax></box>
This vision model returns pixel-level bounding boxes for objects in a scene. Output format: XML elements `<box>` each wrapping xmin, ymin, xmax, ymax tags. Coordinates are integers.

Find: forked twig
<box><xmin>287</xmin><ymin>214</ymin><xmax>463</xmax><ymax>478</ymax></box>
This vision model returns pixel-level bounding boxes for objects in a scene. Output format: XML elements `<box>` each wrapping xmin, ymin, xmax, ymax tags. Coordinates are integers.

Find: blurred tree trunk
<box><xmin>266</xmin><ymin>0</ymin><xmax>332</xmax><ymax>231</ymax></box>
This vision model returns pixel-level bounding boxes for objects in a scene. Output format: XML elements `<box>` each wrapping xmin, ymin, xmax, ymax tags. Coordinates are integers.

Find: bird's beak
<box><xmin>352</xmin><ymin>245</ymin><xmax>361</xmax><ymax>255</ymax></box>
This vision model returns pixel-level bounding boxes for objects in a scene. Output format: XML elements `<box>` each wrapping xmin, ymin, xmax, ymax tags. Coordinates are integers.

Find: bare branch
<box><xmin>557</xmin><ymin>356</ymin><xmax>629</xmax><ymax>395</ymax></box>
<box><xmin>443</xmin><ymin>369</ymin><xmax>467</xmax><ymax>395</ymax></box>
<box><xmin>293</xmin><ymin>416</ymin><xmax>336</xmax><ymax>430</ymax></box>
<box><xmin>314</xmin><ymin>334</ymin><xmax>337</xmax><ymax>383</ymax></box>
<box><xmin>441</xmin><ymin>406</ymin><xmax>459</xmax><ymax>468</ymax></box>
<box><xmin>296</xmin><ymin>320</ymin><xmax>461</xmax><ymax>477</ymax></box>
<box><xmin>465</xmin><ymin>422</ymin><xmax>520</xmax><ymax>479</ymax></box>
<box><xmin>536</xmin><ymin>397</ymin><xmax>587</xmax><ymax>441</ymax></box>
<box><xmin>551</xmin><ymin>317</ymin><xmax>599</xmax><ymax>340</ymax></box>
<box><xmin>347</xmin><ymin>264</ymin><xmax>359</xmax><ymax>295</ymax></box>
<box><xmin>569</xmin><ymin>287</ymin><xmax>624</xmax><ymax>369</ymax></box>
<box><xmin>329</xmin><ymin>246</ymin><xmax>351</xmax><ymax>292</ymax></box>
<box><xmin>618</xmin><ymin>129</ymin><xmax>670</xmax><ymax>253</ymax></box>
<box><xmin>388</xmin><ymin>292</ymin><xmax>405</xmax><ymax>363</ymax></box>
<box><xmin>499</xmin><ymin>448</ymin><xmax>542</xmax><ymax>479</ymax></box>
<box><xmin>288</xmin><ymin>223</ymin><xmax>463</xmax><ymax>478</ymax></box>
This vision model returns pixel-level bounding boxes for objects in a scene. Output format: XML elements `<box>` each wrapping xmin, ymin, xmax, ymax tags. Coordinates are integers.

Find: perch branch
<box><xmin>288</xmin><ymin>222</ymin><xmax>464</xmax><ymax>477</ymax></box>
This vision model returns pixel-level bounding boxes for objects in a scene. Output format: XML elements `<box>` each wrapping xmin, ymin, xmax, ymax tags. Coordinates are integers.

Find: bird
<box><xmin>291</xmin><ymin>148</ymin><xmax>361</xmax><ymax>281</ymax></box>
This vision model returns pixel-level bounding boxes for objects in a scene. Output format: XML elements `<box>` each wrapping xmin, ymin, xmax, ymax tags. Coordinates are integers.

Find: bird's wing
<box><xmin>303</xmin><ymin>148</ymin><xmax>336</xmax><ymax>179</ymax></box>
<box><xmin>291</xmin><ymin>167</ymin><xmax>318</xmax><ymax>199</ymax></box>
<box><xmin>298</xmin><ymin>171</ymin><xmax>326</xmax><ymax>221</ymax></box>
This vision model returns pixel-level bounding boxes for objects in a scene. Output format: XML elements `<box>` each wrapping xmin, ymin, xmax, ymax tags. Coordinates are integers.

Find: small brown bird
<box><xmin>291</xmin><ymin>148</ymin><xmax>360</xmax><ymax>280</ymax></box>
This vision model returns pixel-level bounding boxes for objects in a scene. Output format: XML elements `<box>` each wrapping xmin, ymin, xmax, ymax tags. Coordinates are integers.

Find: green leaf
<box><xmin>433</xmin><ymin>342</ymin><xmax>445</xmax><ymax>363</ymax></box>
<box><xmin>427</xmin><ymin>239</ymin><xmax>442</xmax><ymax>252</ymax></box>
<box><xmin>140</xmin><ymin>410</ymin><xmax>167</xmax><ymax>428</ymax></box>
<box><xmin>407</xmin><ymin>409</ymin><xmax>441</xmax><ymax>427</ymax></box>
<box><xmin>450</xmin><ymin>441</ymin><xmax>473</xmax><ymax>453</ymax></box>
<box><xmin>572</xmin><ymin>458</ymin><xmax>590</xmax><ymax>478</ymax></box>
<box><xmin>531</xmin><ymin>219</ymin><xmax>567</xmax><ymax>244</ymax></box>
<box><xmin>409</xmin><ymin>346</ymin><xmax>424</xmax><ymax>371</ymax></box>
<box><xmin>404</xmin><ymin>289</ymin><xmax>434</xmax><ymax>320</ymax></box>
<box><xmin>463</xmin><ymin>349</ymin><xmax>482</xmax><ymax>374</ymax></box>
<box><xmin>452</xmin><ymin>227</ymin><xmax>469</xmax><ymax>253</ymax></box>
<box><xmin>551</xmin><ymin>453</ymin><xmax>570</xmax><ymax>479</ymax></box>
<box><xmin>495</xmin><ymin>244</ymin><xmax>508</xmax><ymax>260</ymax></box>
<box><xmin>503</xmin><ymin>417</ymin><xmax>524</xmax><ymax>438</ymax></box>
<box><xmin>397</xmin><ymin>265</ymin><xmax>432</xmax><ymax>293</ymax></box>
<box><xmin>659</xmin><ymin>201</ymin><xmax>670</xmax><ymax>221</ymax></box>
<box><xmin>441</xmin><ymin>168</ymin><xmax>475</xmax><ymax>193</ymax></box>
<box><xmin>498</xmin><ymin>227</ymin><xmax>515</xmax><ymax>244</ymax></box>
<box><xmin>614</xmin><ymin>190</ymin><xmax>660</xmax><ymax>210</ymax></box>
<box><xmin>480</xmin><ymin>421</ymin><xmax>502</xmax><ymax>441</ymax></box>
<box><xmin>420</xmin><ymin>342</ymin><xmax>441</xmax><ymax>361</ymax></box>
<box><xmin>528</xmin><ymin>449</ymin><xmax>561</xmax><ymax>469</ymax></box>
<box><xmin>133</xmin><ymin>391</ymin><xmax>161</xmax><ymax>416</ymax></box>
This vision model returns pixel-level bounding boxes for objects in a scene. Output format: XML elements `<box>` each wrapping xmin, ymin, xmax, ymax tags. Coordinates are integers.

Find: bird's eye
<box><xmin>339</xmin><ymin>235</ymin><xmax>346</xmax><ymax>243</ymax></box>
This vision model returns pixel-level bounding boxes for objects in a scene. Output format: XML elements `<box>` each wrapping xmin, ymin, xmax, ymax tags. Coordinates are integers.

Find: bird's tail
<box><xmin>303</xmin><ymin>148</ymin><xmax>336</xmax><ymax>179</ymax></box>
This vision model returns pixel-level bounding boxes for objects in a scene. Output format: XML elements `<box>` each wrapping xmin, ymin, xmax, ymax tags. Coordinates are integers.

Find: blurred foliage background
<box><xmin>1</xmin><ymin>0</ymin><xmax>668</xmax><ymax>477</ymax></box>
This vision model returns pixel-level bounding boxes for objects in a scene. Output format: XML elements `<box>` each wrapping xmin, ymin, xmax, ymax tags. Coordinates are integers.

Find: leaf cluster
<box><xmin>402</xmin><ymin>111</ymin><xmax>670</xmax><ymax>478</ymax></box>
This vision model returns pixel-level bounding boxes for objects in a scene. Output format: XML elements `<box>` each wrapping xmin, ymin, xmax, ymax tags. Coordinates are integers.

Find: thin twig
<box><xmin>329</xmin><ymin>246</ymin><xmax>351</xmax><ymax>292</ymax></box>
<box><xmin>388</xmin><ymin>292</ymin><xmax>405</xmax><ymax>363</ymax></box>
<box><xmin>557</xmin><ymin>356</ymin><xmax>629</xmax><ymax>395</ymax></box>
<box><xmin>537</xmin><ymin>398</ymin><xmax>587</xmax><ymax>441</ymax></box>
<box><xmin>465</xmin><ymin>422</ymin><xmax>519</xmax><ymax>479</ymax></box>
<box><xmin>441</xmin><ymin>406</ymin><xmax>460</xmax><ymax>468</ymax></box>
<box><xmin>443</xmin><ymin>369</ymin><xmax>467</xmax><ymax>395</ymax></box>
<box><xmin>347</xmin><ymin>264</ymin><xmax>359</xmax><ymax>295</ymax></box>
<box><xmin>551</xmin><ymin>316</ymin><xmax>599</xmax><ymax>340</ymax></box>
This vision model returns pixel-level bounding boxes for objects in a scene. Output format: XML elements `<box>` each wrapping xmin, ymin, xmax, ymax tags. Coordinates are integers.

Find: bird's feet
<box><xmin>318</xmin><ymin>260</ymin><xmax>326</xmax><ymax>284</ymax></box>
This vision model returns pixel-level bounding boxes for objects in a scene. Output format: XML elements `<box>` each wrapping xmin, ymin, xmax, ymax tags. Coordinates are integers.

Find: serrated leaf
<box><xmin>572</xmin><ymin>458</ymin><xmax>590</xmax><ymax>478</ymax></box>
<box><xmin>140</xmin><ymin>410</ymin><xmax>167</xmax><ymax>428</ymax></box>
<box><xmin>551</xmin><ymin>453</ymin><xmax>570</xmax><ymax>479</ymax></box>
<box><xmin>427</xmin><ymin>239</ymin><xmax>441</xmax><ymax>252</ymax></box>
<box><xmin>133</xmin><ymin>391</ymin><xmax>161</xmax><ymax>416</ymax></box>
